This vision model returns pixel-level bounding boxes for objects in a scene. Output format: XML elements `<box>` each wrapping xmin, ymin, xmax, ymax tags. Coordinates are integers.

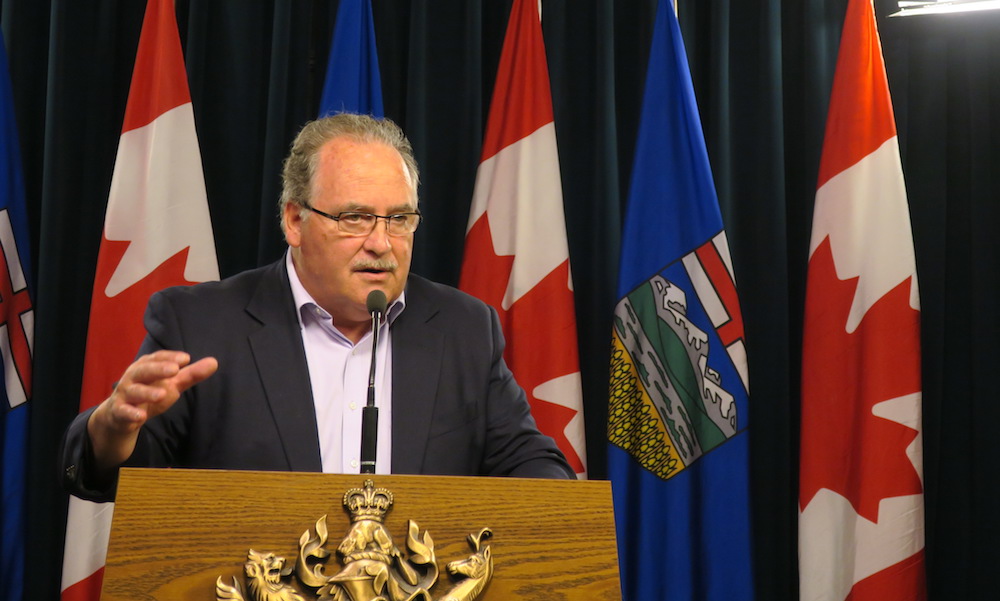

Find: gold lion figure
<box><xmin>216</xmin><ymin>549</ymin><xmax>305</xmax><ymax>601</ymax></box>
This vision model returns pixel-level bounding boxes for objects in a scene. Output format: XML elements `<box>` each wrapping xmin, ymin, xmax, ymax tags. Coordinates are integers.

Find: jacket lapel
<box><xmin>245</xmin><ymin>260</ymin><xmax>323</xmax><ymax>472</ymax></box>
<box><xmin>390</xmin><ymin>277</ymin><xmax>443</xmax><ymax>474</ymax></box>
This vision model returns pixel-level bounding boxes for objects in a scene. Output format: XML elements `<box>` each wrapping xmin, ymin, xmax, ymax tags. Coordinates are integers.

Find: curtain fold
<box><xmin>878</xmin><ymin>4</ymin><xmax>1000</xmax><ymax>597</ymax></box>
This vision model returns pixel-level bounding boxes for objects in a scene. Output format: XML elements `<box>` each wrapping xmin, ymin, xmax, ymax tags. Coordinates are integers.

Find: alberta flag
<box><xmin>608</xmin><ymin>1</ymin><xmax>752</xmax><ymax>599</ymax></box>
<box><xmin>61</xmin><ymin>1</ymin><xmax>219</xmax><ymax>599</ymax></box>
<box><xmin>1</xmin><ymin>31</ymin><xmax>34</xmax><ymax>601</ymax></box>
<box><xmin>319</xmin><ymin>0</ymin><xmax>383</xmax><ymax>118</ymax></box>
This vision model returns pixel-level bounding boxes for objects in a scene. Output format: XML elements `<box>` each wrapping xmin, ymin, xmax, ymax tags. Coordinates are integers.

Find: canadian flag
<box><xmin>60</xmin><ymin>1</ymin><xmax>219</xmax><ymax>599</ymax></box>
<box><xmin>799</xmin><ymin>1</ymin><xmax>924</xmax><ymax>600</ymax></box>
<box><xmin>458</xmin><ymin>0</ymin><xmax>586</xmax><ymax>477</ymax></box>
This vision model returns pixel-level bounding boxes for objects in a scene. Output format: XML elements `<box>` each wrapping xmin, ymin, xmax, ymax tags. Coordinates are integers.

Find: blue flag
<box><xmin>318</xmin><ymin>0</ymin><xmax>383</xmax><ymax>118</ymax></box>
<box><xmin>0</xmin><ymin>31</ymin><xmax>34</xmax><ymax>601</ymax></box>
<box><xmin>608</xmin><ymin>2</ymin><xmax>753</xmax><ymax>600</ymax></box>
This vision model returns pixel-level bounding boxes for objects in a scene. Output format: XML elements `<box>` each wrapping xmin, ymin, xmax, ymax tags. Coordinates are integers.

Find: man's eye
<box><xmin>387</xmin><ymin>215</ymin><xmax>408</xmax><ymax>223</ymax></box>
<box><xmin>340</xmin><ymin>213</ymin><xmax>371</xmax><ymax>224</ymax></box>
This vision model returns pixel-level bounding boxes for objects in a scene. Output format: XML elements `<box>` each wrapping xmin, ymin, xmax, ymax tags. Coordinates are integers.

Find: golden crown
<box><xmin>343</xmin><ymin>479</ymin><xmax>394</xmax><ymax>523</ymax></box>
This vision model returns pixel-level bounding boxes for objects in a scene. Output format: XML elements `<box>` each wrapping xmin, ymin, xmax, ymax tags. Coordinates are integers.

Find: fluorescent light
<box><xmin>891</xmin><ymin>0</ymin><xmax>1000</xmax><ymax>16</ymax></box>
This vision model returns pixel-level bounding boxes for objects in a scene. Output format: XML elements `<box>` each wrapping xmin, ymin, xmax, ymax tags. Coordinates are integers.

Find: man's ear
<box><xmin>283</xmin><ymin>203</ymin><xmax>303</xmax><ymax>247</ymax></box>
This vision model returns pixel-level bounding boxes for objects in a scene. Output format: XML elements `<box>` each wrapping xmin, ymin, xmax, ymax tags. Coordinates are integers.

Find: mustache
<box><xmin>352</xmin><ymin>258</ymin><xmax>398</xmax><ymax>272</ymax></box>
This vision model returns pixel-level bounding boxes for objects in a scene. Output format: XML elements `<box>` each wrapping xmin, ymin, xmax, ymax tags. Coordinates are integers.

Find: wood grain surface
<box><xmin>101</xmin><ymin>468</ymin><xmax>621</xmax><ymax>601</ymax></box>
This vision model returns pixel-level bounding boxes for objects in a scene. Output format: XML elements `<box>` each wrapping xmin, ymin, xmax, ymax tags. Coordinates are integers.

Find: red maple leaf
<box><xmin>799</xmin><ymin>238</ymin><xmax>922</xmax><ymax>522</ymax></box>
<box><xmin>847</xmin><ymin>549</ymin><xmax>926</xmax><ymax>601</ymax></box>
<box><xmin>79</xmin><ymin>238</ymin><xmax>197</xmax><ymax>410</ymax></box>
<box><xmin>460</xmin><ymin>216</ymin><xmax>584</xmax><ymax>472</ymax></box>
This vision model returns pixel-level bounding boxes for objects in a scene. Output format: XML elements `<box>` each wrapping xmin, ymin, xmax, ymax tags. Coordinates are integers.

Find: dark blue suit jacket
<box><xmin>61</xmin><ymin>260</ymin><xmax>573</xmax><ymax>501</ymax></box>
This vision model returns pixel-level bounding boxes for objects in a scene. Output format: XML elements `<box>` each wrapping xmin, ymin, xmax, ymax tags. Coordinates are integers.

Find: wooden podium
<box><xmin>101</xmin><ymin>468</ymin><xmax>621</xmax><ymax>600</ymax></box>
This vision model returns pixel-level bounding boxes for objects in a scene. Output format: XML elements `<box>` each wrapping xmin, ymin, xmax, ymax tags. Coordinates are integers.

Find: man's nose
<box><xmin>363</xmin><ymin>219</ymin><xmax>392</xmax><ymax>252</ymax></box>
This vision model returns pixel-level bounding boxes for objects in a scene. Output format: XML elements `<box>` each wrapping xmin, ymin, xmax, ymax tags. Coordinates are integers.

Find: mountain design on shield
<box><xmin>609</xmin><ymin>235</ymin><xmax>748</xmax><ymax>480</ymax></box>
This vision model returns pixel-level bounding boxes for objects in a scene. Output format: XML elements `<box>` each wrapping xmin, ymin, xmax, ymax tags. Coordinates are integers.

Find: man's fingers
<box><xmin>126</xmin><ymin>352</ymin><xmax>214</xmax><ymax>386</ymax></box>
<box><xmin>174</xmin><ymin>357</ymin><xmax>219</xmax><ymax>392</ymax></box>
<box><xmin>117</xmin><ymin>381</ymin><xmax>166</xmax><ymax>405</ymax></box>
<box><xmin>88</xmin><ymin>351</ymin><xmax>209</xmax><ymax>468</ymax></box>
<box><xmin>137</xmin><ymin>350</ymin><xmax>192</xmax><ymax>366</ymax></box>
<box><xmin>127</xmin><ymin>359</ymin><xmax>182</xmax><ymax>385</ymax></box>
<box><xmin>111</xmin><ymin>395</ymin><xmax>149</xmax><ymax>423</ymax></box>
<box><xmin>126</xmin><ymin>350</ymin><xmax>193</xmax><ymax>384</ymax></box>
<box><xmin>108</xmin><ymin>353</ymin><xmax>217</xmax><ymax>427</ymax></box>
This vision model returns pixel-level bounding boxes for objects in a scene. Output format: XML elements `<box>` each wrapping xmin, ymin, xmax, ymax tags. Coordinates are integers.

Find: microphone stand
<box><xmin>360</xmin><ymin>291</ymin><xmax>386</xmax><ymax>474</ymax></box>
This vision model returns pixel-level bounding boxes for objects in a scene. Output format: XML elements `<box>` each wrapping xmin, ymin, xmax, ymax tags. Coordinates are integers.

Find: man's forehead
<box><xmin>314</xmin><ymin>139</ymin><xmax>415</xmax><ymax>205</ymax></box>
<box><xmin>317</xmin><ymin>139</ymin><xmax>406</xmax><ymax>177</ymax></box>
<box><xmin>337</xmin><ymin>200</ymin><xmax>417</xmax><ymax>213</ymax></box>
<box><xmin>320</xmin><ymin>136</ymin><xmax>397</xmax><ymax>160</ymax></box>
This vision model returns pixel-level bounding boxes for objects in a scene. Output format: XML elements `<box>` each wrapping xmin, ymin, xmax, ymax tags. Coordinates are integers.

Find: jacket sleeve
<box><xmin>478</xmin><ymin>305</ymin><xmax>577</xmax><ymax>479</ymax></box>
<box><xmin>59</xmin><ymin>406</ymin><xmax>116</xmax><ymax>502</ymax></box>
<box><xmin>58</xmin><ymin>289</ymin><xmax>190</xmax><ymax>502</ymax></box>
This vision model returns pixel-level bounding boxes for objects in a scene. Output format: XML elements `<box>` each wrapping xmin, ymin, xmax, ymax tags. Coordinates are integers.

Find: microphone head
<box><xmin>366</xmin><ymin>289</ymin><xmax>388</xmax><ymax>315</ymax></box>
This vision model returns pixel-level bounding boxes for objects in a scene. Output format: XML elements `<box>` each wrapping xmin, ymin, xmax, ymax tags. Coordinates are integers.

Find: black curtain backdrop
<box><xmin>2</xmin><ymin>1</ymin><xmax>998</xmax><ymax>599</ymax></box>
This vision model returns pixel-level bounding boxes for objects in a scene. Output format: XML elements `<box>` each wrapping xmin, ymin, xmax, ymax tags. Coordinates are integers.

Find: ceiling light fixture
<box><xmin>891</xmin><ymin>0</ymin><xmax>1000</xmax><ymax>16</ymax></box>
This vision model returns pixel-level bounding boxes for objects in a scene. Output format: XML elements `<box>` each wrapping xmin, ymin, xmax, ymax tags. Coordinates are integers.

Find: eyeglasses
<box><xmin>303</xmin><ymin>205</ymin><xmax>422</xmax><ymax>236</ymax></box>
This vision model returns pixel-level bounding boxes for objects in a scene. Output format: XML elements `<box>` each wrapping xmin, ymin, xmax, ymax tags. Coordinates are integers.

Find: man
<box><xmin>61</xmin><ymin>114</ymin><xmax>573</xmax><ymax>502</ymax></box>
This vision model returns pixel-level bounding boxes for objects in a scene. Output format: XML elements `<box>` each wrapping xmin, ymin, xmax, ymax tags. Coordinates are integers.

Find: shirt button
<box><xmin>350</xmin><ymin>459</ymin><xmax>358</xmax><ymax>468</ymax></box>
<box><xmin>349</xmin><ymin>402</ymin><xmax>357</xmax><ymax>411</ymax></box>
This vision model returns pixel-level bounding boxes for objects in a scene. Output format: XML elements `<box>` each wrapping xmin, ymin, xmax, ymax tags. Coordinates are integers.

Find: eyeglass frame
<box><xmin>300</xmin><ymin>204</ymin><xmax>423</xmax><ymax>236</ymax></box>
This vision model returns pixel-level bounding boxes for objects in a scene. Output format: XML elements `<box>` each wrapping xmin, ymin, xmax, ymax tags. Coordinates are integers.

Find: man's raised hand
<box><xmin>87</xmin><ymin>350</ymin><xmax>218</xmax><ymax>471</ymax></box>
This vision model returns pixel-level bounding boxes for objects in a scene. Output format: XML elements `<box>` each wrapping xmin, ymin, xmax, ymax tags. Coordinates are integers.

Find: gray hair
<box><xmin>279</xmin><ymin>113</ymin><xmax>420</xmax><ymax>232</ymax></box>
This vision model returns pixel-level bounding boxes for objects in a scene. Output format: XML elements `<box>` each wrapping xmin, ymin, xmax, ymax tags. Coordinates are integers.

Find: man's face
<box><xmin>284</xmin><ymin>137</ymin><xmax>416</xmax><ymax>328</ymax></box>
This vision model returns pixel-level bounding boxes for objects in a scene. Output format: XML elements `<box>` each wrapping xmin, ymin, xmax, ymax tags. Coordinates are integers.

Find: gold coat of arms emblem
<box><xmin>215</xmin><ymin>480</ymin><xmax>493</xmax><ymax>601</ymax></box>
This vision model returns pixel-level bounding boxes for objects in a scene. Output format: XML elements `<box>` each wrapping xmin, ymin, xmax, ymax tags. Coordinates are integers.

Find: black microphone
<box><xmin>360</xmin><ymin>290</ymin><xmax>387</xmax><ymax>474</ymax></box>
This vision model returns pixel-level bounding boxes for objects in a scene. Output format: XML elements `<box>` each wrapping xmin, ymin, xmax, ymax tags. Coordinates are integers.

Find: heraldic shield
<box><xmin>610</xmin><ymin>233</ymin><xmax>750</xmax><ymax>481</ymax></box>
